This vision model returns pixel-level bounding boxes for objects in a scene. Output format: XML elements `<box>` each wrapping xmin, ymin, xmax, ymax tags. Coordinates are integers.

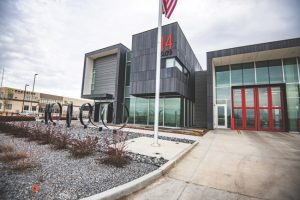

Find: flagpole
<box><xmin>1</xmin><ymin>67</ymin><xmax>4</xmax><ymax>88</ymax></box>
<box><xmin>153</xmin><ymin>0</ymin><xmax>163</xmax><ymax>147</ymax></box>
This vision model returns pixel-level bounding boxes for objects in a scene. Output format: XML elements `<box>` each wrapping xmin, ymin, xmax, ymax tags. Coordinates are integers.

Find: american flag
<box><xmin>162</xmin><ymin>0</ymin><xmax>178</xmax><ymax>19</ymax></box>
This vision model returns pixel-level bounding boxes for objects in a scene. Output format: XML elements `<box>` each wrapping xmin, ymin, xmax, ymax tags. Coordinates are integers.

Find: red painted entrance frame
<box><xmin>231</xmin><ymin>85</ymin><xmax>286</xmax><ymax>131</ymax></box>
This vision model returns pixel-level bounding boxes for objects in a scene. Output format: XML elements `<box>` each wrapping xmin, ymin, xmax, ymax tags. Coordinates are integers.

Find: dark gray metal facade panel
<box><xmin>130</xmin><ymin>22</ymin><xmax>201</xmax><ymax>100</ymax></box>
<box><xmin>81</xmin><ymin>44</ymin><xmax>129</xmax><ymax>124</ymax></box>
<box><xmin>93</xmin><ymin>54</ymin><xmax>117</xmax><ymax>96</ymax></box>
<box><xmin>194</xmin><ymin>71</ymin><xmax>207</xmax><ymax>128</ymax></box>
<box><xmin>81</xmin><ymin>44</ymin><xmax>129</xmax><ymax>100</ymax></box>
<box><xmin>115</xmin><ymin>46</ymin><xmax>128</xmax><ymax>124</ymax></box>
<box><xmin>206</xmin><ymin>37</ymin><xmax>300</xmax><ymax>130</ymax></box>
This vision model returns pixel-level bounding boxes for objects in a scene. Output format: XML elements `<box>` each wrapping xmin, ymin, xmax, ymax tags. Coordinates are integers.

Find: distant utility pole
<box><xmin>0</xmin><ymin>67</ymin><xmax>4</xmax><ymax>88</ymax></box>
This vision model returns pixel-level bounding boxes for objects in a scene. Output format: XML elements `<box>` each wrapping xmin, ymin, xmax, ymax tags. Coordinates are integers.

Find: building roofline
<box><xmin>131</xmin><ymin>22</ymin><xmax>179</xmax><ymax>37</ymax></box>
<box><xmin>207</xmin><ymin>37</ymin><xmax>300</xmax><ymax>57</ymax></box>
<box><xmin>85</xmin><ymin>43</ymin><xmax>130</xmax><ymax>56</ymax></box>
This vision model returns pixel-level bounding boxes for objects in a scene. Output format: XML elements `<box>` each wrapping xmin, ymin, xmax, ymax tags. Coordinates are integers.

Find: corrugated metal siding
<box><xmin>93</xmin><ymin>54</ymin><xmax>117</xmax><ymax>96</ymax></box>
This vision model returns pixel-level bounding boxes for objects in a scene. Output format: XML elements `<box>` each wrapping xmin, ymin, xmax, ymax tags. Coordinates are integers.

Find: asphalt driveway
<box><xmin>124</xmin><ymin>129</ymin><xmax>300</xmax><ymax>200</ymax></box>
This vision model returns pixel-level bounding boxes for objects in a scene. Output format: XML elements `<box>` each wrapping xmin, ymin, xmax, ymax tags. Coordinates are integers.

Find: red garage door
<box><xmin>232</xmin><ymin>86</ymin><xmax>285</xmax><ymax>131</ymax></box>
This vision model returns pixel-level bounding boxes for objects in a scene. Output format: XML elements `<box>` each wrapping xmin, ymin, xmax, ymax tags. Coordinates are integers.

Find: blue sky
<box><xmin>0</xmin><ymin>0</ymin><xmax>299</xmax><ymax>98</ymax></box>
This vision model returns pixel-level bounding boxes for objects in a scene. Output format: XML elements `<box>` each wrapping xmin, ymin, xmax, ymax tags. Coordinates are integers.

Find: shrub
<box><xmin>0</xmin><ymin>142</ymin><xmax>40</xmax><ymax>171</ymax></box>
<box><xmin>51</xmin><ymin>127</ymin><xmax>71</xmax><ymax>149</ymax></box>
<box><xmin>0</xmin><ymin>151</ymin><xmax>29</xmax><ymax>162</ymax></box>
<box><xmin>0</xmin><ymin>122</ymin><xmax>31</xmax><ymax>138</ymax></box>
<box><xmin>0</xmin><ymin>116</ymin><xmax>35</xmax><ymax>122</ymax></box>
<box><xmin>98</xmin><ymin>130</ymin><xmax>129</xmax><ymax>167</ymax></box>
<box><xmin>69</xmin><ymin>136</ymin><xmax>98</xmax><ymax>157</ymax></box>
<box><xmin>0</xmin><ymin>144</ymin><xmax>15</xmax><ymax>153</ymax></box>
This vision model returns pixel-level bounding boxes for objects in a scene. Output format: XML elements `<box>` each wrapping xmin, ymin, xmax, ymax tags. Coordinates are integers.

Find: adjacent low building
<box><xmin>0</xmin><ymin>87</ymin><xmax>92</xmax><ymax>117</ymax></box>
<box><xmin>81</xmin><ymin>22</ymin><xmax>300</xmax><ymax>132</ymax></box>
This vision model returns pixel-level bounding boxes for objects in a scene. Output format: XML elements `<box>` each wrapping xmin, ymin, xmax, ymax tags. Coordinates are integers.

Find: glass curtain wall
<box><xmin>215</xmin><ymin>57</ymin><xmax>300</xmax><ymax>131</ymax></box>
<box><xmin>124</xmin><ymin>96</ymin><xmax>185</xmax><ymax>127</ymax></box>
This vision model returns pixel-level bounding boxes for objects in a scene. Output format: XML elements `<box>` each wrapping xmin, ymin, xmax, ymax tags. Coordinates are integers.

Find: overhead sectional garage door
<box><xmin>93</xmin><ymin>54</ymin><xmax>117</xmax><ymax>96</ymax></box>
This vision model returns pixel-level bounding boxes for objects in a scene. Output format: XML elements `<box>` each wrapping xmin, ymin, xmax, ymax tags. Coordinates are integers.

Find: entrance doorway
<box><xmin>232</xmin><ymin>85</ymin><xmax>285</xmax><ymax>131</ymax></box>
<box><xmin>216</xmin><ymin>104</ymin><xmax>227</xmax><ymax>128</ymax></box>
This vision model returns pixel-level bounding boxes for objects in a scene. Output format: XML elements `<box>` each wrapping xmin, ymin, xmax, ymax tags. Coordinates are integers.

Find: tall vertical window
<box><xmin>284</xmin><ymin>58</ymin><xmax>298</xmax><ymax>83</ymax></box>
<box><xmin>256</xmin><ymin>61</ymin><xmax>269</xmax><ymax>84</ymax></box>
<box><xmin>91</xmin><ymin>67</ymin><xmax>96</xmax><ymax>91</ymax></box>
<box><xmin>215</xmin><ymin>66</ymin><xmax>230</xmax><ymax>87</ymax></box>
<box><xmin>124</xmin><ymin>98</ymin><xmax>135</xmax><ymax>124</ymax></box>
<box><xmin>135</xmin><ymin>98</ymin><xmax>148</xmax><ymax>125</ymax></box>
<box><xmin>243</xmin><ymin>62</ymin><xmax>255</xmax><ymax>85</ymax></box>
<box><xmin>269</xmin><ymin>60</ymin><xmax>283</xmax><ymax>83</ymax></box>
<box><xmin>231</xmin><ymin>64</ymin><xmax>243</xmax><ymax>86</ymax></box>
<box><xmin>125</xmin><ymin>63</ymin><xmax>131</xmax><ymax>86</ymax></box>
<box><xmin>164</xmin><ymin>98</ymin><xmax>182</xmax><ymax>127</ymax></box>
<box><xmin>149</xmin><ymin>98</ymin><xmax>164</xmax><ymax>126</ymax></box>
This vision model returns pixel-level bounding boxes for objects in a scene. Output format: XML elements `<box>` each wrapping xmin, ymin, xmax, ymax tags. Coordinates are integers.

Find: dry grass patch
<box><xmin>0</xmin><ymin>143</ymin><xmax>15</xmax><ymax>153</ymax></box>
<box><xmin>0</xmin><ymin>151</ymin><xmax>29</xmax><ymax>162</ymax></box>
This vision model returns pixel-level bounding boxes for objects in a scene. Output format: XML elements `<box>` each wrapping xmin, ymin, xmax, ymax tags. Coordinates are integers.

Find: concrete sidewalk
<box><xmin>123</xmin><ymin>130</ymin><xmax>300</xmax><ymax>200</ymax></box>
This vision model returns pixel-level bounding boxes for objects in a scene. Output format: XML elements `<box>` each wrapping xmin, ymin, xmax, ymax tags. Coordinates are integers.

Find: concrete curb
<box><xmin>81</xmin><ymin>140</ymin><xmax>199</xmax><ymax>200</ymax></box>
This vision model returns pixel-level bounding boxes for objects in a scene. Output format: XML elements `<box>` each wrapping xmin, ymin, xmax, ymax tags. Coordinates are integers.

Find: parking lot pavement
<box><xmin>124</xmin><ymin>130</ymin><xmax>300</xmax><ymax>200</ymax></box>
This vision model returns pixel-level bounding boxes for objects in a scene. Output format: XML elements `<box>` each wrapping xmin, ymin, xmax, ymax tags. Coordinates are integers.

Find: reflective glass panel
<box><xmin>135</xmin><ymin>98</ymin><xmax>148</xmax><ymax>125</ymax></box>
<box><xmin>271</xmin><ymin>87</ymin><xmax>281</xmax><ymax>107</ymax></box>
<box><xmin>227</xmin><ymin>100</ymin><xmax>232</xmax><ymax>128</ymax></box>
<box><xmin>286</xmin><ymin>84</ymin><xmax>299</xmax><ymax>98</ymax></box>
<box><xmin>259</xmin><ymin>109</ymin><xmax>269</xmax><ymax>129</ymax></box>
<box><xmin>272</xmin><ymin>109</ymin><xmax>282</xmax><ymax>129</ymax></box>
<box><xmin>287</xmin><ymin>98</ymin><xmax>300</xmax><ymax>131</ymax></box>
<box><xmin>164</xmin><ymin>98</ymin><xmax>181</xmax><ymax>127</ymax></box>
<box><xmin>246</xmin><ymin>109</ymin><xmax>255</xmax><ymax>128</ymax></box>
<box><xmin>215</xmin><ymin>66</ymin><xmax>230</xmax><ymax>87</ymax></box>
<box><xmin>125</xmin><ymin>63</ymin><xmax>131</xmax><ymax>86</ymax></box>
<box><xmin>231</xmin><ymin>64</ymin><xmax>243</xmax><ymax>86</ymax></box>
<box><xmin>217</xmin><ymin>106</ymin><xmax>225</xmax><ymax>126</ymax></box>
<box><xmin>149</xmin><ymin>98</ymin><xmax>163</xmax><ymax>126</ymax></box>
<box><xmin>284</xmin><ymin>58</ymin><xmax>298</xmax><ymax>83</ymax></box>
<box><xmin>233</xmin><ymin>89</ymin><xmax>242</xmax><ymax>107</ymax></box>
<box><xmin>258</xmin><ymin>87</ymin><xmax>268</xmax><ymax>107</ymax></box>
<box><xmin>125</xmin><ymin>98</ymin><xmax>135</xmax><ymax>124</ymax></box>
<box><xmin>245</xmin><ymin>88</ymin><xmax>254</xmax><ymax>107</ymax></box>
<box><xmin>216</xmin><ymin>87</ymin><xmax>230</xmax><ymax>100</ymax></box>
<box><xmin>269</xmin><ymin>60</ymin><xmax>283</xmax><ymax>83</ymax></box>
<box><xmin>234</xmin><ymin>109</ymin><xmax>243</xmax><ymax>128</ymax></box>
<box><xmin>243</xmin><ymin>63</ymin><xmax>255</xmax><ymax>85</ymax></box>
<box><xmin>166</xmin><ymin>58</ymin><xmax>175</xmax><ymax>68</ymax></box>
<box><xmin>256</xmin><ymin>61</ymin><xmax>269</xmax><ymax>84</ymax></box>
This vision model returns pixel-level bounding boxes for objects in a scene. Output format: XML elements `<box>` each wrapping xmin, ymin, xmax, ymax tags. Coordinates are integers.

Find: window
<box><xmin>5</xmin><ymin>104</ymin><xmax>12</xmax><ymax>110</ymax></box>
<box><xmin>243</xmin><ymin>62</ymin><xmax>255</xmax><ymax>85</ymax></box>
<box><xmin>269</xmin><ymin>60</ymin><xmax>283</xmax><ymax>83</ymax></box>
<box><xmin>91</xmin><ymin>67</ymin><xmax>96</xmax><ymax>91</ymax></box>
<box><xmin>125</xmin><ymin>63</ymin><xmax>131</xmax><ymax>86</ymax></box>
<box><xmin>32</xmin><ymin>106</ymin><xmax>37</xmax><ymax>111</ymax></box>
<box><xmin>166</xmin><ymin>58</ymin><xmax>183</xmax><ymax>72</ymax></box>
<box><xmin>24</xmin><ymin>105</ymin><xmax>29</xmax><ymax>110</ymax></box>
<box><xmin>231</xmin><ymin>64</ymin><xmax>243</xmax><ymax>86</ymax></box>
<box><xmin>135</xmin><ymin>98</ymin><xmax>148</xmax><ymax>125</ymax></box>
<box><xmin>8</xmin><ymin>93</ymin><xmax>13</xmax><ymax>99</ymax></box>
<box><xmin>256</xmin><ymin>61</ymin><xmax>269</xmax><ymax>84</ymax></box>
<box><xmin>215</xmin><ymin>66</ymin><xmax>230</xmax><ymax>87</ymax></box>
<box><xmin>284</xmin><ymin>58</ymin><xmax>298</xmax><ymax>83</ymax></box>
<box><xmin>164</xmin><ymin>98</ymin><xmax>182</xmax><ymax>127</ymax></box>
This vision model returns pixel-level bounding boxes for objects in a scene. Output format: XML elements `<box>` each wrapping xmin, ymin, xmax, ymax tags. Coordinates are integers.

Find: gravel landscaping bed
<box><xmin>0</xmin><ymin>121</ymin><xmax>194</xmax><ymax>199</ymax></box>
<box><xmin>0</xmin><ymin>133</ymin><xmax>158</xmax><ymax>200</ymax></box>
<box><xmin>0</xmin><ymin>121</ymin><xmax>195</xmax><ymax>200</ymax></box>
